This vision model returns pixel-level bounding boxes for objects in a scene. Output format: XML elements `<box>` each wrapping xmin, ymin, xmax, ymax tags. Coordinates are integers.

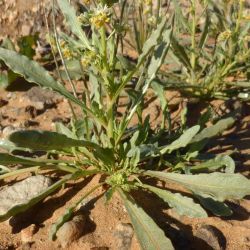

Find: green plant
<box><xmin>159</xmin><ymin>0</ymin><xmax>250</xmax><ymax>100</ymax></box>
<box><xmin>0</xmin><ymin>1</ymin><xmax>250</xmax><ymax>249</ymax></box>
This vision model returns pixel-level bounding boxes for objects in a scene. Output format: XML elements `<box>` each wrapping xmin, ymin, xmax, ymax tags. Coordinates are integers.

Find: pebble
<box><xmin>24</xmin><ymin>86</ymin><xmax>62</xmax><ymax>109</ymax></box>
<box><xmin>113</xmin><ymin>223</ymin><xmax>134</xmax><ymax>250</ymax></box>
<box><xmin>0</xmin><ymin>175</ymin><xmax>53</xmax><ymax>217</ymax></box>
<box><xmin>21</xmin><ymin>224</ymin><xmax>37</xmax><ymax>243</ymax></box>
<box><xmin>57</xmin><ymin>214</ymin><xmax>86</xmax><ymax>248</ymax></box>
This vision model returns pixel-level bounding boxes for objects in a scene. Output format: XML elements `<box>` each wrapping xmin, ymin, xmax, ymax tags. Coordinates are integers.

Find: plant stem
<box><xmin>0</xmin><ymin>166</ymin><xmax>40</xmax><ymax>180</ymax></box>
<box><xmin>190</xmin><ymin>0</ymin><xmax>197</xmax><ymax>84</ymax></box>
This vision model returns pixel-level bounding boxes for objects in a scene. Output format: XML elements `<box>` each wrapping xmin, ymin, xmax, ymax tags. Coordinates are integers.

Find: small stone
<box><xmin>113</xmin><ymin>223</ymin><xmax>134</xmax><ymax>250</ymax></box>
<box><xmin>25</xmin><ymin>86</ymin><xmax>62</xmax><ymax>108</ymax></box>
<box><xmin>57</xmin><ymin>214</ymin><xmax>86</xmax><ymax>248</ymax></box>
<box><xmin>7</xmin><ymin>93</ymin><xmax>13</xmax><ymax>99</ymax></box>
<box><xmin>32</xmin><ymin>101</ymin><xmax>45</xmax><ymax>111</ymax></box>
<box><xmin>21</xmin><ymin>24</ymin><xmax>31</xmax><ymax>36</ymax></box>
<box><xmin>194</xmin><ymin>224</ymin><xmax>226</xmax><ymax>250</ymax></box>
<box><xmin>0</xmin><ymin>175</ymin><xmax>53</xmax><ymax>216</ymax></box>
<box><xmin>21</xmin><ymin>224</ymin><xmax>37</xmax><ymax>243</ymax></box>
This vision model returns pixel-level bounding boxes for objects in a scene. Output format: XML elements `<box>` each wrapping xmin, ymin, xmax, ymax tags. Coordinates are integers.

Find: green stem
<box><xmin>0</xmin><ymin>166</ymin><xmax>40</xmax><ymax>180</ymax></box>
<box><xmin>190</xmin><ymin>0</ymin><xmax>197</xmax><ymax>84</ymax></box>
<box><xmin>101</xmin><ymin>27</ymin><xmax>109</xmax><ymax>71</ymax></box>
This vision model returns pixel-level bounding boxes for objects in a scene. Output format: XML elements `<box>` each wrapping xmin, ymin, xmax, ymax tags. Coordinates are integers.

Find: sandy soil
<box><xmin>0</xmin><ymin>1</ymin><xmax>250</xmax><ymax>250</ymax></box>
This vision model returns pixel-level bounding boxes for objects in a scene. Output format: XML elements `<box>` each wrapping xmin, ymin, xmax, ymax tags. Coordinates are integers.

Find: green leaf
<box><xmin>195</xmin><ymin>195</ymin><xmax>232</xmax><ymax>217</ymax></box>
<box><xmin>137</xmin><ymin>16</ymin><xmax>168</xmax><ymax>66</ymax></box>
<box><xmin>1</xmin><ymin>37</ymin><xmax>15</xmax><ymax>50</ymax></box>
<box><xmin>190</xmin><ymin>155</ymin><xmax>235</xmax><ymax>173</ymax></box>
<box><xmin>145</xmin><ymin>171</ymin><xmax>250</xmax><ymax>201</ymax></box>
<box><xmin>60</xmin><ymin>60</ymin><xmax>82</xmax><ymax>80</ymax></box>
<box><xmin>0</xmin><ymin>48</ymin><xmax>105</xmax><ymax>126</ymax></box>
<box><xmin>0</xmin><ymin>153</ymin><xmax>70</xmax><ymax>167</ymax></box>
<box><xmin>57</xmin><ymin>0</ymin><xmax>90</xmax><ymax>50</ymax></box>
<box><xmin>8</xmin><ymin>130</ymin><xmax>99</xmax><ymax>151</ymax></box>
<box><xmin>0</xmin><ymin>73</ymin><xmax>8</xmax><ymax>89</ymax></box>
<box><xmin>144</xmin><ymin>184</ymin><xmax>207</xmax><ymax>218</ymax></box>
<box><xmin>160</xmin><ymin>125</ymin><xmax>200</xmax><ymax>154</ymax></box>
<box><xmin>191</xmin><ymin>117</ymin><xmax>235</xmax><ymax>143</ymax></box>
<box><xmin>0</xmin><ymin>165</ymin><xmax>11</xmax><ymax>174</ymax></box>
<box><xmin>0</xmin><ymin>153</ymin><xmax>44</xmax><ymax>166</ymax></box>
<box><xmin>0</xmin><ymin>48</ymin><xmax>80</xmax><ymax>106</ymax></box>
<box><xmin>147</xmin><ymin>27</ymin><xmax>173</xmax><ymax>79</ymax></box>
<box><xmin>171</xmin><ymin>36</ymin><xmax>192</xmax><ymax>70</ymax></box>
<box><xmin>55</xmin><ymin>122</ymin><xmax>76</xmax><ymax>139</ymax></box>
<box><xmin>119</xmin><ymin>190</ymin><xmax>174</xmax><ymax>250</ymax></box>
<box><xmin>18</xmin><ymin>34</ymin><xmax>38</xmax><ymax>59</ymax></box>
<box><xmin>198</xmin><ymin>13</ymin><xmax>210</xmax><ymax>49</ymax></box>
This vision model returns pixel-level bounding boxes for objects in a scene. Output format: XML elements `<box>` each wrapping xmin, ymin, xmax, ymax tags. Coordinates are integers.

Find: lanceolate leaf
<box><xmin>171</xmin><ymin>36</ymin><xmax>192</xmax><ymax>70</ymax></box>
<box><xmin>137</xmin><ymin>16</ymin><xmax>168</xmax><ymax>66</ymax></box>
<box><xmin>0</xmin><ymin>153</ymin><xmax>72</xmax><ymax>166</ymax></box>
<box><xmin>190</xmin><ymin>155</ymin><xmax>235</xmax><ymax>174</ymax></box>
<box><xmin>8</xmin><ymin>130</ymin><xmax>99</xmax><ymax>151</ymax></box>
<box><xmin>191</xmin><ymin>117</ymin><xmax>235</xmax><ymax>143</ymax></box>
<box><xmin>0</xmin><ymin>48</ymin><xmax>103</xmax><ymax>125</ymax></box>
<box><xmin>127</xmin><ymin>26</ymin><xmax>172</xmax><ymax>123</ymax></box>
<box><xmin>57</xmin><ymin>0</ymin><xmax>91</xmax><ymax>50</ymax></box>
<box><xmin>145</xmin><ymin>171</ymin><xmax>250</xmax><ymax>201</ymax></box>
<box><xmin>0</xmin><ymin>153</ymin><xmax>46</xmax><ymax>166</ymax></box>
<box><xmin>0</xmin><ymin>48</ymin><xmax>80</xmax><ymax>105</ymax></box>
<box><xmin>160</xmin><ymin>125</ymin><xmax>200</xmax><ymax>154</ymax></box>
<box><xmin>119</xmin><ymin>190</ymin><xmax>174</xmax><ymax>250</ymax></box>
<box><xmin>144</xmin><ymin>184</ymin><xmax>207</xmax><ymax>218</ymax></box>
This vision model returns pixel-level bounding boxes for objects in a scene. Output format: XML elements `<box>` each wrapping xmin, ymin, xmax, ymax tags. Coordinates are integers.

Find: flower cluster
<box><xmin>218</xmin><ymin>30</ymin><xmax>232</xmax><ymax>42</ymax></box>
<box><xmin>81</xmin><ymin>50</ymin><xmax>97</xmax><ymax>68</ymax></box>
<box><xmin>89</xmin><ymin>5</ymin><xmax>110</xmax><ymax>29</ymax></box>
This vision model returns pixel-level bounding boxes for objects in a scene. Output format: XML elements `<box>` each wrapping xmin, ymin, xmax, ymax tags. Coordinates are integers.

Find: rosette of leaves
<box><xmin>0</xmin><ymin>1</ymin><xmax>249</xmax><ymax>249</ymax></box>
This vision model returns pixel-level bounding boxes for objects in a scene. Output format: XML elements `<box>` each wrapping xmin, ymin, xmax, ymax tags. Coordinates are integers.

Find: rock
<box><xmin>0</xmin><ymin>175</ymin><xmax>53</xmax><ymax>216</ymax></box>
<box><xmin>21</xmin><ymin>224</ymin><xmax>37</xmax><ymax>243</ymax></box>
<box><xmin>24</xmin><ymin>86</ymin><xmax>63</xmax><ymax>109</ymax></box>
<box><xmin>113</xmin><ymin>223</ymin><xmax>134</xmax><ymax>250</ymax></box>
<box><xmin>57</xmin><ymin>214</ymin><xmax>86</xmax><ymax>248</ymax></box>
<box><xmin>194</xmin><ymin>224</ymin><xmax>226</xmax><ymax>250</ymax></box>
<box><xmin>21</xmin><ymin>24</ymin><xmax>31</xmax><ymax>36</ymax></box>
